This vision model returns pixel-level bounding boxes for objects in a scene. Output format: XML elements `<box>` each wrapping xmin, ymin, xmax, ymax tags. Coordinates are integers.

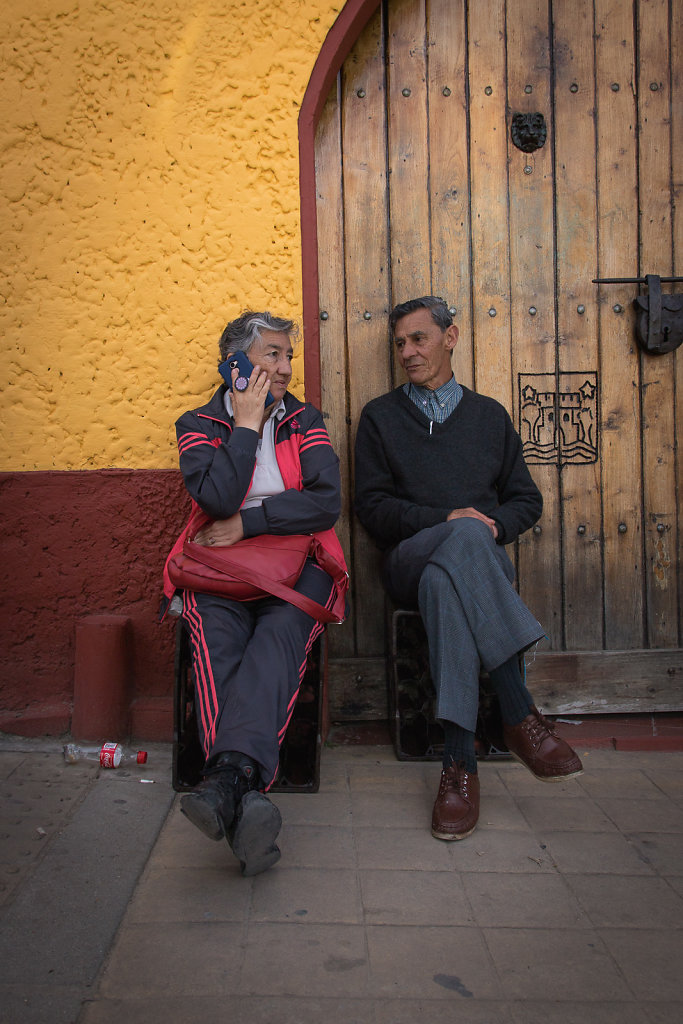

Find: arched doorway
<box><xmin>301</xmin><ymin>0</ymin><xmax>682</xmax><ymax>722</ymax></box>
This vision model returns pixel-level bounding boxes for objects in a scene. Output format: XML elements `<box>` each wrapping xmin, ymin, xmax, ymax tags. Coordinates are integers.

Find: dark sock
<box><xmin>442</xmin><ymin>721</ymin><xmax>477</xmax><ymax>773</ymax></box>
<box><xmin>488</xmin><ymin>655</ymin><xmax>533</xmax><ymax>726</ymax></box>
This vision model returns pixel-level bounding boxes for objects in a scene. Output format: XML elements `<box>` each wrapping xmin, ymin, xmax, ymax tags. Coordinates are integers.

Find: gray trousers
<box><xmin>383</xmin><ymin>519</ymin><xmax>545</xmax><ymax>733</ymax></box>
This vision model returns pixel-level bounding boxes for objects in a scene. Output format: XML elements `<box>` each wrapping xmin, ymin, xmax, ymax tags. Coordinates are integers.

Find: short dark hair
<box><xmin>218</xmin><ymin>310</ymin><xmax>298</xmax><ymax>364</ymax></box>
<box><xmin>389</xmin><ymin>296</ymin><xmax>453</xmax><ymax>333</ymax></box>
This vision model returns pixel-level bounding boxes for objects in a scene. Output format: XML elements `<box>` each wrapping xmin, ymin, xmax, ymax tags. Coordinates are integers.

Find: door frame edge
<box><xmin>298</xmin><ymin>0</ymin><xmax>381</xmax><ymax>407</ymax></box>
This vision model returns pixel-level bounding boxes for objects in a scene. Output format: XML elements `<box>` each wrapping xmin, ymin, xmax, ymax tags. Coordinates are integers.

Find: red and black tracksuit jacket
<box><xmin>163</xmin><ymin>385</ymin><xmax>348</xmax><ymax>604</ymax></box>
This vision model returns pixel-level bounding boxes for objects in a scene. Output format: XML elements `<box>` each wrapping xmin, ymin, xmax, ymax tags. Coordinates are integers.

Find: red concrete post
<box><xmin>71</xmin><ymin>615</ymin><xmax>132</xmax><ymax>741</ymax></box>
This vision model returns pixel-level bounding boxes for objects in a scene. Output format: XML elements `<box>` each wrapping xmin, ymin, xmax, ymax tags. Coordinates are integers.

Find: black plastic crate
<box><xmin>172</xmin><ymin>619</ymin><xmax>324</xmax><ymax>793</ymax></box>
<box><xmin>388</xmin><ymin>608</ymin><xmax>510</xmax><ymax>762</ymax></box>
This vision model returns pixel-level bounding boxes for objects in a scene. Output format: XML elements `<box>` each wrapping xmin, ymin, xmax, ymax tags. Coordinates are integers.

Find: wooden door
<box><xmin>315</xmin><ymin>0</ymin><xmax>683</xmax><ymax>720</ymax></box>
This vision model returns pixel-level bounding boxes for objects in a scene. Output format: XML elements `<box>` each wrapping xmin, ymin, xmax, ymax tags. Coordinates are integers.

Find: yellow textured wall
<box><xmin>0</xmin><ymin>0</ymin><xmax>342</xmax><ymax>470</ymax></box>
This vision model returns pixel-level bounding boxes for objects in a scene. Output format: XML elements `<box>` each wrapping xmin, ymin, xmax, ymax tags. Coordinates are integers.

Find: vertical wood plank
<box><xmin>673</xmin><ymin>0</ymin><xmax>683</xmax><ymax>644</ymax></box>
<box><xmin>594</xmin><ymin>0</ymin><xmax>644</xmax><ymax>648</ymax></box>
<box><xmin>315</xmin><ymin>86</ymin><xmax>354</xmax><ymax>659</ymax></box>
<box><xmin>553</xmin><ymin>0</ymin><xmax>603</xmax><ymax>649</ymax></box>
<box><xmin>505</xmin><ymin>0</ymin><xmax>562</xmax><ymax>649</ymax></box>
<box><xmin>467</xmin><ymin>0</ymin><xmax>512</xmax><ymax>409</ymax></box>
<box><xmin>386</xmin><ymin>0</ymin><xmax>431</xmax><ymax>303</ymax></box>
<box><xmin>638</xmin><ymin>0</ymin><xmax>678</xmax><ymax>647</ymax></box>
<box><xmin>386</xmin><ymin>0</ymin><xmax>431</xmax><ymax>386</ymax></box>
<box><xmin>427</xmin><ymin>0</ymin><xmax>473</xmax><ymax>389</ymax></box>
<box><xmin>341</xmin><ymin>7</ymin><xmax>391</xmax><ymax>656</ymax></box>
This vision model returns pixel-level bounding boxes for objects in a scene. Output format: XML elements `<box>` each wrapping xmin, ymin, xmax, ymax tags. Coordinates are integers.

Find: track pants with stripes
<box><xmin>181</xmin><ymin>559</ymin><xmax>334</xmax><ymax>791</ymax></box>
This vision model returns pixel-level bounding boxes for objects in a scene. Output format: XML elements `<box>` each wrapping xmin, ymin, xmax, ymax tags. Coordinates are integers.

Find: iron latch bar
<box><xmin>592</xmin><ymin>277</ymin><xmax>683</xmax><ymax>284</ymax></box>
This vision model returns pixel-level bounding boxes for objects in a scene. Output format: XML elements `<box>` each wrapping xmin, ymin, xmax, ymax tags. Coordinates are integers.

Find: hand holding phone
<box><xmin>219</xmin><ymin>351</ymin><xmax>274</xmax><ymax>407</ymax></box>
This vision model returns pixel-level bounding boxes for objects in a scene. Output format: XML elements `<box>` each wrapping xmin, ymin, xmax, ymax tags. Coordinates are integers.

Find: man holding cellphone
<box><xmin>354</xmin><ymin>296</ymin><xmax>582</xmax><ymax>842</ymax></box>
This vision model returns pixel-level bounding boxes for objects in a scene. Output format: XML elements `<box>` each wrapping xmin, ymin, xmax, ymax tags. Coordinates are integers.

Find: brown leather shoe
<box><xmin>431</xmin><ymin>763</ymin><xmax>480</xmax><ymax>841</ymax></box>
<box><xmin>504</xmin><ymin>706</ymin><xmax>583</xmax><ymax>782</ymax></box>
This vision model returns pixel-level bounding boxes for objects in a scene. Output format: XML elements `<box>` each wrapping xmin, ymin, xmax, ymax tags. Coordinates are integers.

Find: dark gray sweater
<box><xmin>354</xmin><ymin>385</ymin><xmax>542</xmax><ymax>550</ymax></box>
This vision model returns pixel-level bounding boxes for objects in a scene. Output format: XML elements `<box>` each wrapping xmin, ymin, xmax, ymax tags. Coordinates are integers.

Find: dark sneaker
<box><xmin>180</xmin><ymin>752</ymin><xmax>260</xmax><ymax>841</ymax></box>
<box><xmin>229</xmin><ymin>791</ymin><xmax>282</xmax><ymax>876</ymax></box>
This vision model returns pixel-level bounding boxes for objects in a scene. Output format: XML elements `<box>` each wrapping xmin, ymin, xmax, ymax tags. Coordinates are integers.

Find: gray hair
<box><xmin>389</xmin><ymin>296</ymin><xmax>453</xmax><ymax>334</ymax></box>
<box><xmin>218</xmin><ymin>310</ymin><xmax>298</xmax><ymax>363</ymax></box>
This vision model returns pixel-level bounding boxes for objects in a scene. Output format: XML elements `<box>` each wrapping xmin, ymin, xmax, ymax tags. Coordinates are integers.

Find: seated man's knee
<box><xmin>427</xmin><ymin>516</ymin><xmax>502</xmax><ymax>578</ymax></box>
<box><xmin>437</xmin><ymin>516</ymin><xmax>514</xmax><ymax>583</ymax></box>
<box><xmin>444</xmin><ymin>516</ymin><xmax>495</xmax><ymax>550</ymax></box>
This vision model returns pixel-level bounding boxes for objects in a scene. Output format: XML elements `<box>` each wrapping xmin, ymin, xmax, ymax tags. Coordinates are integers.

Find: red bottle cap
<box><xmin>137</xmin><ymin>751</ymin><xmax>148</xmax><ymax>764</ymax></box>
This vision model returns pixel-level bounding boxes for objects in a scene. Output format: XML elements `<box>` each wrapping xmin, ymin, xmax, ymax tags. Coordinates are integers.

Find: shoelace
<box><xmin>442</xmin><ymin>762</ymin><xmax>474</xmax><ymax>798</ymax></box>
<box><xmin>524</xmin><ymin>710</ymin><xmax>556</xmax><ymax>746</ymax></box>
<box><xmin>458</xmin><ymin>770</ymin><xmax>473</xmax><ymax>799</ymax></box>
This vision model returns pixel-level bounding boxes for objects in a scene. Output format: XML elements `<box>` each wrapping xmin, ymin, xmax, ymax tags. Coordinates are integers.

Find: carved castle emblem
<box><xmin>519</xmin><ymin>372</ymin><xmax>598</xmax><ymax>465</ymax></box>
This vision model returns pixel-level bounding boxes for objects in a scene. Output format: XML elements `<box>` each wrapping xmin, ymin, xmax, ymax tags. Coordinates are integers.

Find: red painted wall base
<box><xmin>0</xmin><ymin>469</ymin><xmax>189</xmax><ymax>741</ymax></box>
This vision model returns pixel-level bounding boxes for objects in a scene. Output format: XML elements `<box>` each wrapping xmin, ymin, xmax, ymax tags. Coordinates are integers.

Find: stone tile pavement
<box><xmin>1</xmin><ymin>736</ymin><xmax>682</xmax><ymax>1023</ymax></box>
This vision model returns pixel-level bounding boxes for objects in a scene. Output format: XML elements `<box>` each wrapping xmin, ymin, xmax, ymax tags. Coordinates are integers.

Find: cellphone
<box><xmin>219</xmin><ymin>351</ymin><xmax>274</xmax><ymax>407</ymax></box>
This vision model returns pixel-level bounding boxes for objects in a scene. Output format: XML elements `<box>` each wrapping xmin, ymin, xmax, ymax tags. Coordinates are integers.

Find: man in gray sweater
<box><xmin>354</xmin><ymin>296</ymin><xmax>582</xmax><ymax>842</ymax></box>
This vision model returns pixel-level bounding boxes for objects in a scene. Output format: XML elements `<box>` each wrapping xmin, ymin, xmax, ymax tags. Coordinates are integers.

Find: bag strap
<box><xmin>184</xmin><ymin>541</ymin><xmax>344</xmax><ymax>624</ymax></box>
